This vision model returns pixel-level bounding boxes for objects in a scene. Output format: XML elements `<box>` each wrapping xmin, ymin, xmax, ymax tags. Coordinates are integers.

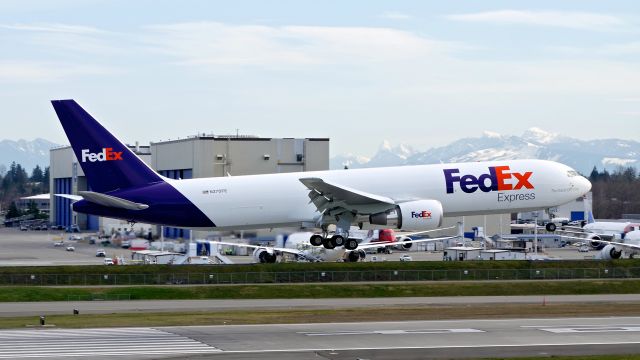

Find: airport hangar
<box><xmin>49</xmin><ymin>134</ymin><xmax>586</xmax><ymax>240</ymax></box>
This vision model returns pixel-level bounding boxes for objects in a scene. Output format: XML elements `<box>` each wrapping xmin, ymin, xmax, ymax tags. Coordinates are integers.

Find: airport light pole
<box><xmin>160</xmin><ymin>226</ymin><xmax>164</xmax><ymax>251</ymax></box>
<box><xmin>533</xmin><ymin>211</ymin><xmax>539</xmax><ymax>255</ymax></box>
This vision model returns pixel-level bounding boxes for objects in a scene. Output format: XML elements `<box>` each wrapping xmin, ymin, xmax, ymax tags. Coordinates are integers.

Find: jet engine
<box><xmin>346</xmin><ymin>250</ymin><xmax>366</xmax><ymax>262</ymax></box>
<box><xmin>598</xmin><ymin>244</ymin><xmax>622</xmax><ymax>260</ymax></box>
<box><xmin>369</xmin><ymin>200</ymin><xmax>443</xmax><ymax>231</ymax></box>
<box><xmin>253</xmin><ymin>248</ymin><xmax>277</xmax><ymax>263</ymax></box>
<box><xmin>588</xmin><ymin>234</ymin><xmax>606</xmax><ymax>250</ymax></box>
<box><xmin>397</xmin><ymin>236</ymin><xmax>413</xmax><ymax>249</ymax></box>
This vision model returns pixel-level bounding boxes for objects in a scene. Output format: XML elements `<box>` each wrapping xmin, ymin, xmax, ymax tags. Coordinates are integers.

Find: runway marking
<box><xmin>299</xmin><ymin>328</ymin><xmax>485</xmax><ymax>336</ymax></box>
<box><xmin>217</xmin><ymin>340</ymin><xmax>640</xmax><ymax>354</ymax></box>
<box><xmin>0</xmin><ymin>327</ymin><xmax>220</xmax><ymax>359</ymax></box>
<box><xmin>539</xmin><ymin>326</ymin><xmax>640</xmax><ymax>333</ymax></box>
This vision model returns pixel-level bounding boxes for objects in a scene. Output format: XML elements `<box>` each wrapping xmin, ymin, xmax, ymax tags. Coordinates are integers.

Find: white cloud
<box><xmin>379</xmin><ymin>11</ymin><xmax>412</xmax><ymax>20</ymax></box>
<box><xmin>0</xmin><ymin>23</ymin><xmax>106</xmax><ymax>34</ymax></box>
<box><xmin>446</xmin><ymin>10</ymin><xmax>626</xmax><ymax>30</ymax></box>
<box><xmin>138</xmin><ymin>21</ymin><xmax>640</xmax><ymax>97</ymax></box>
<box><xmin>142</xmin><ymin>22</ymin><xmax>456</xmax><ymax>67</ymax></box>
<box><xmin>0</xmin><ymin>23</ymin><xmax>123</xmax><ymax>55</ymax></box>
<box><xmin>0</xmin><ymin>61</ymin><xmax>117</xmax><ymax>82</ymax></box>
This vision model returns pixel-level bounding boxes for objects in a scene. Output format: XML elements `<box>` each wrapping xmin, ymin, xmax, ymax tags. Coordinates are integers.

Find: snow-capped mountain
<box><xmin>331</xmin><ymin>128</ymin><xmax>640</xmax><ymax>174</ymax></box>
<box><xmin>0</xmin><ymin>138</ymin><xmax>59</xmax><ymax>173</ymax></box>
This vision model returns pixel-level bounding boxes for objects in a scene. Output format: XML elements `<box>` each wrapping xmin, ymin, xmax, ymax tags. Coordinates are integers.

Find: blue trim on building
<box><xmin>54</xmin><ymin>178</ymin><xmax>72</xmax><ymax>227</ymax></box>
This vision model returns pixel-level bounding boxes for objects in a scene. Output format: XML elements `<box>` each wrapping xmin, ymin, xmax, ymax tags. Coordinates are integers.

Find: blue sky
<box><xmin>1</xmin><ymin>0</ymin><xmax>639</xmax><ymax>156</ymax></box>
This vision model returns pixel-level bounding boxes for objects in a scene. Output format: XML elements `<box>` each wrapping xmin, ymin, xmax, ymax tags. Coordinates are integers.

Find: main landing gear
<box><xmin>310</xmin><ymin>213</ymin><xmax>358</xmax><ymax>250</ymax></box>
<box><xmin>309</xmin><ymin>233</ymin><xmax>359</xmax><ymax>250</ymax></box>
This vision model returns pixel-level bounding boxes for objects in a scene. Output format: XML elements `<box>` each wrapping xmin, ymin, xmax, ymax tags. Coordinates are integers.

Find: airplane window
<box><xmin>567</xmin><ymin>170</ymin><xmax>579</xmax><ymax>177</ymax></box>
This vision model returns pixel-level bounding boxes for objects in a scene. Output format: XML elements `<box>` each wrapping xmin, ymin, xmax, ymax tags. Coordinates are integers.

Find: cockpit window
<box><xmin>567</xmin><ymin>170</ymin><xmax>579</xmax><ymax>177</ymax></box>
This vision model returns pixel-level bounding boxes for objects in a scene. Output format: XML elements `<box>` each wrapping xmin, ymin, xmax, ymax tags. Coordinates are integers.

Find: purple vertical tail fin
<box><xmin>51</xmin><ymin>100</ymin><xmax>163</xmax><ymax>193</ymax></box>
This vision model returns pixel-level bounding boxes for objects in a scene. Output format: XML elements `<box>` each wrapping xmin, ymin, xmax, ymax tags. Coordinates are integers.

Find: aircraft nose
<box><xmin>575</xmin><ymin>176</ymin><xmax>592</xmax><ymax>195</ymax></box>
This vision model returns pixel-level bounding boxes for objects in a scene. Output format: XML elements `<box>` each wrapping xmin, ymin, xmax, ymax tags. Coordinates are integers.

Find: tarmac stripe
<box><xmin>0</xmin><ymin>327</ymin><xmax>219</xmax><ymax>358</ymax></box>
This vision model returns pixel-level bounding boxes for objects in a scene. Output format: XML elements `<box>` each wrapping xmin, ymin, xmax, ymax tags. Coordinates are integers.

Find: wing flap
<box><xmin>299</xmin><ymin>177</ymin><xmax>396</xmax><ymax>214</ymax></box>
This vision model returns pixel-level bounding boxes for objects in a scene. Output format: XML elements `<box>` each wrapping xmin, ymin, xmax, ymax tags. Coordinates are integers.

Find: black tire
<box><xmin>344</xmin><ymin>239</ymin><xmax>358</xmax><ymax>250</ymax></box>
<box><xmin>545</xmin><ymin>223</ymin><xmax>557</xmax><ymax>232</ymax></box>
<box><xmin>331</xmin><ymin>235</ymin><xmax>345</xmax><ymax>247</ymax></box>
<box><xmin>310</xmin><ymin>234</ymin><xmax>323</xmax><ymax>246</ymax></box>
<box><xmin>323</xmin><ymin>238</ymin><xmax>336</xmax><ymax>249</ymax></box>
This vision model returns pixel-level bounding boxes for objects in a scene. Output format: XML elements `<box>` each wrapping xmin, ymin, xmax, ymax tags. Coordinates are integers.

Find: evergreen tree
<box><xmin>6</xmin><ymin>202</ymin><xmax>21</xmax><ymax>219</ymax></box>
<box><xmin>30</xmin><ymin>165</ymin><xmax>43</xmax><ymax>183</ymax></box>
<box><xmin>589</xmin><ymin>166</ymin><xmax>599</xmax><ymax>182</ymax></box>
<box><xmin>43</xmin><ymin>166</ymin><xmax>50</xmax><ymax>191</ymax></box>
<box><xmin>26</xmin><ymin>200</ymin><xmax>39</xmax><ymax>215</ymax></box>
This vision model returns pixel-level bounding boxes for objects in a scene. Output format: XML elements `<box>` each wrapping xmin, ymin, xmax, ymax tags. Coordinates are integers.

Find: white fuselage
<box><xmin>167</xmin><ymin>159</ymin><xmax>591</xmax><ymax>230</ymax></box>
<box><xmin>584</xmin><ymin>222</ymin><xmax>640</xmax><ymax>236</ymax></box>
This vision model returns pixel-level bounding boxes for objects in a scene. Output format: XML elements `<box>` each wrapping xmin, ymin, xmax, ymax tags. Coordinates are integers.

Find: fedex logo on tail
<box><xmin>444</xmin><ymin>166</ymin><xmax>533</xmax><ymax>194</ymax></box>
<box><xmin>81</xmin><ymin>148</ymin><xmax>123</xmax><ymax>163</ymax></box>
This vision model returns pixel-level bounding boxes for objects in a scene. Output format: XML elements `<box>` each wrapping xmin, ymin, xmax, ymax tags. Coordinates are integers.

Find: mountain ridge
<box><xmin>0</xmin><ymin>138</ymin><xmax>59</xmax><ymax>173</ymax></box>
<box><xmin>331</xmin><ymin>128</ymin><xmax>640</xmax><ymax>174</ymax></box>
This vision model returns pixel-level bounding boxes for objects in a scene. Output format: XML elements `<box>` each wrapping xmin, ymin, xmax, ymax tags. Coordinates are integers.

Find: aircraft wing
<box><xmin>299</xmin><ymin>177</ymin><xmax>396</xmax><ymax>215</ymax></box>
<box><xmin>357</xmin><ymin>236</ymin><xmax>458</xmax><ymax>251</ymax></box>
<box><xmin>555</xmin><ymin>228</ymin><xmax>614</xmax><ymax>240</ymax></box>
<box><xmin>210</xmin><ymin>241</ymin><xmax>299</xmax><ymax>254</ymax></box>
<box><xmin>395</xmin><ymin>226</ymin><xmax>457</xmax><ymax>239</ymax></box>
<box><xmin>210</xmin><ymin>241</ymin><xmax>322</xmax><ymax>261</ymax></box>
<box><xmin>561</xmin><ymin>235</ymin><xmax>640</xmax><ymax>251</ymax></box>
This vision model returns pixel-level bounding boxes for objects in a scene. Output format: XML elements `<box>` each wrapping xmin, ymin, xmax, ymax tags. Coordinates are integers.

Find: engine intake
<box><xmin>599</xmin><ymin>244</ymin><xmax>622</xmax><ymax>260</ymax></box>
<box><xmin>369</xmin><ymin>200</ymin><xmax>443</xmax><ymax>231</ymax></box>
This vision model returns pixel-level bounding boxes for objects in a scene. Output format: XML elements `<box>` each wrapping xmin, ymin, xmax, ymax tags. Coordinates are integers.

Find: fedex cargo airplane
<box><xmin>51</xmin><ymin>100</ymin><xmax>592</xmax><ymax>251</ymax></box>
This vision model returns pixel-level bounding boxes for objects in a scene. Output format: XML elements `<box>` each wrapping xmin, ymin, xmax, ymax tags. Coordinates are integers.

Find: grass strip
<box><xmin>478</xmin><ymin>357</ymin><xmax>640</xmax><ymax>360</ymax></box>
<box><xmin>5</xmin><ymin>302</ymin><xmax>640</xmax><ymax>329</ymax></box>
<box><xmin>3</xmin><ymin>279</ymin><xmax>640</xmax><ymax>302</ymax></box>
<box><xmin>3</xmin><ymin>258</ymin><xmax>640</xmax><ymax>276</ymax></box>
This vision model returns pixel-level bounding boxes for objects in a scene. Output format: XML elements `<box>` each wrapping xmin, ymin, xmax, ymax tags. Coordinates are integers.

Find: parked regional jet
<box><xmin>51</xmin><ymin>100</ymin><xmax>592</xmax><ymax>251</ymax></box>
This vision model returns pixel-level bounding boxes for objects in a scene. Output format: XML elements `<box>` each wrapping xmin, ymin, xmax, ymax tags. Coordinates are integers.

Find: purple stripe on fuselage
<box><xmin>73</xmin><ymin>182</ymin><xmax>215</xmax><ymax>228</ymax></box>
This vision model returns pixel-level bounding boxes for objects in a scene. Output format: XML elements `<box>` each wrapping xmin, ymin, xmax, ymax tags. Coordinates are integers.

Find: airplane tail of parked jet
<box><xmin>51</xmin><ymin>100</ymin><xmax>163</xmax><ymax>193</ymax></box>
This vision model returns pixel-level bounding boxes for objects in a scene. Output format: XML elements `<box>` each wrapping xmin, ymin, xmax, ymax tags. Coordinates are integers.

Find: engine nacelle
<box><xmin>252</xmin><ymin>248</ymin><xmax>277</xmax><ymax>263</ymax></box>
<box><xmin>369</xmin><ymin>200</ymin><xmax>443</xmax><ymax>231</ymax></box>
<box><xmin>398</xmin><ymin>236</ymin><xmax>413</xmax><ymax>249</ymax></box>
<box><xmin>599</xmin><ymin>244</ymin><xmax>622</xmax><ymax>260</ymax></box>
<box><xmin>345</xmin><ymin>250</ymin><xmax>365</xmax><ymax>262</ymax></box>
<box><xmin>588</xmin><ymin>235</ymin><xmax>605</xmax><ymax>250</ymax></box>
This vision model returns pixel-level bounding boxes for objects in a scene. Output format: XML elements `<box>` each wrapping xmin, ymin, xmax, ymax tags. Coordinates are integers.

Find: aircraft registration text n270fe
<box><xmin>51</xmin><ymin>99</ymin><xmax>592</xmax><ymax>252</ymax></box>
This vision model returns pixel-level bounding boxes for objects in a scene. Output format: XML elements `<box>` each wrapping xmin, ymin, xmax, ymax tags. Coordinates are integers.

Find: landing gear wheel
<box><xmin>310</xmin><ymin>234</ymin><xmax>323</xmax><ymax>246</ymax></box>
<box><xmin>344</xmin><ymin>238</ymin><xmax>358</xmax><ymax>250</ymax></box>
<box><xmin>545</xmin><ymin>223</ymin><xmax>557</xmax><ymax>232</ymax></box>
<box><xmin>323</xmin><ymin>238</ymin><xmax>336</xmax><ymax>249</ymax></box>
<box><xmin>331</xmin><ymin>235</ymin><xmax>345</xmax><ymax>247</ymax></box>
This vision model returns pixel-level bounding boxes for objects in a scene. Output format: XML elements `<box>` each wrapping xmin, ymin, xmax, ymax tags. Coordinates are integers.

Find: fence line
<box><xmin>2</xmin><ymin>267</ymin><xmax>640</xmax><ymax>286</ymax></box>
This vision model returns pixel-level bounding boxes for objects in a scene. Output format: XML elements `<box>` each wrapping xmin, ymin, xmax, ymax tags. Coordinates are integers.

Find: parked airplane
<box><xmin>51</xmin><ymin>100</ymin><xmax>592</xmax><ymax>250</ymax></box>
<box><xmin>215</xmin><ymin>227</ymin><xmax>456</xmax><ymax>263</ymax></box>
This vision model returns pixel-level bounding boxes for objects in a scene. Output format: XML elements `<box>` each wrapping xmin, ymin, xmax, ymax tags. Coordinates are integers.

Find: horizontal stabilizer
<box><xmin>77</xmin><ymin>191</ymin><xmax>149</xmax><ymax>211</ymax></box>
<box><xmin>54</xmin><ymin>194</ymin><xmax>84</xmax><ymax>202</ymax></box>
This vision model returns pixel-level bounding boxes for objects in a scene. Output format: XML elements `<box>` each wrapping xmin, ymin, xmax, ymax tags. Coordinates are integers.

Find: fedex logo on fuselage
<box><xmin>81</xmin><ymin>148</ymin><xmax>123</xmax><ymax>163</ymax></box>
<box><xmin>443</xmin><ymin>166</ymin><xmax>533</xmax><ymax>194</ymax></box>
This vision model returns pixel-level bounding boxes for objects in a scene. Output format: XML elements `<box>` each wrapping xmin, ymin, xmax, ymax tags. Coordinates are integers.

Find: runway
<box><xmin>2</xmin><ymin>316</ymin><xmax>640</xmax><ymax>359</ymax></box>
<box><xmin>2</xmin><ymin>293</ymin><xmax>640</xmax><ymax>316</ymax></box>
